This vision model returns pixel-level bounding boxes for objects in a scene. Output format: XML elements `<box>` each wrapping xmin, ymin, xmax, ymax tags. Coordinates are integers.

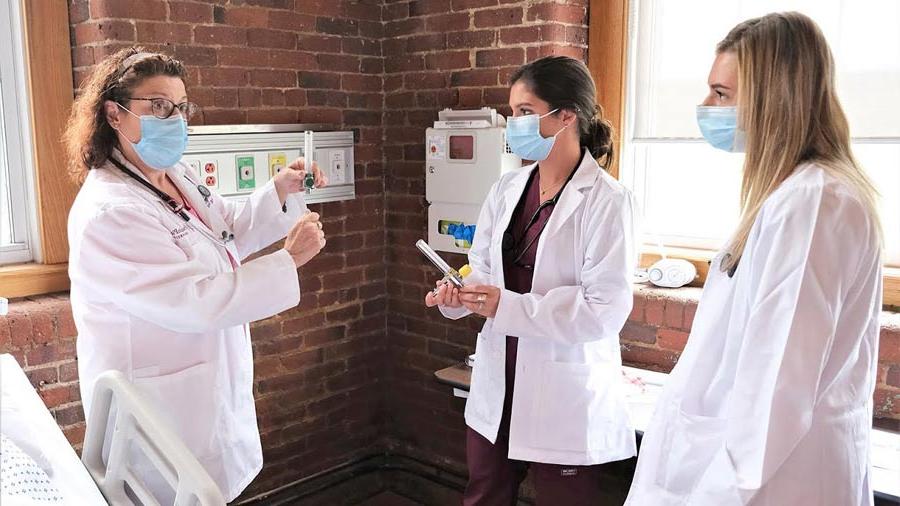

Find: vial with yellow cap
<box><xmin>433</xmin><ymin>264</ymin><xmax>472</xmax><ymax>295</ymax></box>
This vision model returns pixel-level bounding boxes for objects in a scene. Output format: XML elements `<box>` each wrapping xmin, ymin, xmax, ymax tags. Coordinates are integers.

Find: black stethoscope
<box><xmin>109</xmin><ymin>157</ymin><xmax>235</xmax><ymax>246</ymax></box>
<box><xmin>501</xmin><ymin>165</ymin><xmax>578</xmax><ymax>270</ymax></box>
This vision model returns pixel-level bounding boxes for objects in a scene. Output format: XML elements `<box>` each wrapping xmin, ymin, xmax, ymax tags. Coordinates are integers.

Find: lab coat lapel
<box><xmin>537</xmin><ymin>151</ymin><xmax>598</xmax><ymax>244</ymax></box>
<box><xmin>109</xmin><ymin>151</ymin><xmax>239</xmax><ymax>260</ymax></box>
<box><xmin>499</xmin><ymin>165</ymin><xmax>534</xmax><ymax>228</ymax></box>
<box><xmin>168</xmin><ymin>164</ymin><xmax>242</xmax><ymax>263</ymax></box>
<box><xmin>168</xmin><ymin>165</ymin><xmax>226</xmax><ymax>238</ymax></box>
<box><xmin>107</xmin><ymin>151</ymin><xmax>173</xmax><ymax>211</ymax></box>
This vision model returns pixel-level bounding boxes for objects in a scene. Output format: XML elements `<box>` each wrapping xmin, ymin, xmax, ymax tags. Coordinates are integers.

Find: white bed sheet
<box><xmin>0</xmin><ymin>354</ymin><xmax>107</xmax><ymax>505</ymax></box>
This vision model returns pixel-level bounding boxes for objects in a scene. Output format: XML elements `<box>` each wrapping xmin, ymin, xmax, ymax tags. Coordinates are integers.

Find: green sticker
<box><xmin>236</xmin><ymin>155</ymin><xmax>256</xmax><ymax>190</ymax></box>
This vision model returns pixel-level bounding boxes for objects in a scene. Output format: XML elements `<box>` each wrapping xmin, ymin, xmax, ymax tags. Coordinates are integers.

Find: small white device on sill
<box><xmin>647</xmin><ymin>258</ymin><xmax>697</xmax><ymax>288</ymax></box>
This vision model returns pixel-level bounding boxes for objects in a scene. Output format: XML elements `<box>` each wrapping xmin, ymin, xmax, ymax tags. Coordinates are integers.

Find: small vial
<box><xmin>432</xmin><ymin>264</ymin><xmax>473</xmax><ymax>296</ymax></box>
<box><xmin>304</xmin><ymin>130</ymin><xmax>315</xmax><ymax>193</ymax></box>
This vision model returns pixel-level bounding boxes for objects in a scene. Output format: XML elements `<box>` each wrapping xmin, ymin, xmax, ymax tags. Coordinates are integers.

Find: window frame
<box><xmin>0</xmin><ymin>0</ymin><xmax>76</xmax><ymax>298</ymax></box>
<box><xmin>587</xmin><ymin>0</ymin><xmax>900</xmax><ymax>307</ymax></box>
<box><xmin>0</xmin><ymin>0</ymin><xmax>38</xmax><ymax>266</ymax></box>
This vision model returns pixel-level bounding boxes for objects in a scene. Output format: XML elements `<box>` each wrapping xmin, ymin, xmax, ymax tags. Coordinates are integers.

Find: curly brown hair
<box><xmin>62</xmin><ymin>47</ymin><xmax>187</xmax><ymax>184</ymax></box>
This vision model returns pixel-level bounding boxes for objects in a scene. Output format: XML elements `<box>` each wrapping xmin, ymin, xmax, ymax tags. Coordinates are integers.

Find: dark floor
<box><xmin>356</xmin><ymin>492</ymin><xmax>423</xmax><ymax>506</ymax></box>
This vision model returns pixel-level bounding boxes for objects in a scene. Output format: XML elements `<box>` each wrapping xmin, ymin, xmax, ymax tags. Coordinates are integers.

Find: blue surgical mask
<box><xmin>696</xmin><ymin>106</ymin><xmax>745</xmax><ymax>153</ymax></box>
<box><xmin>506</xmin><ymin>109</ymin><xmax>568</xmax><ymax>161</ymax></box>
<box><xmin>116</xmin><ymin>104</ymin><xmax>188</xmax><ymax>170</ymax></box>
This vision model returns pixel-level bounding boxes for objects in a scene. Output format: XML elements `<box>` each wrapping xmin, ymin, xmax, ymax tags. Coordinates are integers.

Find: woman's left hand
<box><xmin>459</xmin><ymin>285</ymin><xmax>501</xmax><ymax>318</ymax></box>
<box><xmin>274</xmin><ymin>157</ymin><xmax>328</xmax><ymax>203</ymax></box>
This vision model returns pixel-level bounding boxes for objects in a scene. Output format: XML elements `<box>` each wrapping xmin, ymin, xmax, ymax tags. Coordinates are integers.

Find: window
<box><xmin>0</xmin><ymin>0</ymin><xmax>36</xmax><ymax>266</ymax></box>
<box><xmin>621</xmin><ymin>0</ymin><xmax>900</xmax><ymax>267</ymax></box>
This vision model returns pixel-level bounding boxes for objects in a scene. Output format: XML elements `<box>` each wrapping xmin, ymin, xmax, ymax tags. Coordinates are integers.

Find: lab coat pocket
<box><xmin>530</xmin><ymin>361</ymin><xmax>609</xmax><ymax>452</ymax></box>
<box><xmin>654</xmin><ymin>407</ymin><xmax>726</xmax><ymax>497</ymax></box>
<box><xmin>133</xmin><ymin>362</ymin><xmax>218</xmax><ymax>459</ymax></box>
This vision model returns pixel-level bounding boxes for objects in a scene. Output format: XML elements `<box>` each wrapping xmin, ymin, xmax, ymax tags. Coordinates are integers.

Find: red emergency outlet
<box><xmin>205</xmin><ymin>176</ymin><xmax>217</xmax><ymax>186</ymax></box>
<box><xmin>204</xmin><ymin>163</ymin><xmax>216</xmax><ymax>174</ymax></box>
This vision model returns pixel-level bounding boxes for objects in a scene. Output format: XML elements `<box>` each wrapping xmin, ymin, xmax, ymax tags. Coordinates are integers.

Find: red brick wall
<box><xmin>1</xmin><ymin>297</ymin><xmax>83</xmax><ymax>444</ymax></box>
<box><xmin>381</xmin><ymin>0</ymin><xmax>900</xmax><ymax>483</ymax></box>
<box><xmin>2</xmin><ymin>0</ymin><xmax>899</xmax><ymax>503</ymax></box>
<box><xmin>2</xmin><ymin>0</ymin><xmax>387</xmax><ymax>500</ymax></box>
<box><xmin>382</xmin><ymin>0</ymin><xmax>591</xmax><ymax>471</ymax></box>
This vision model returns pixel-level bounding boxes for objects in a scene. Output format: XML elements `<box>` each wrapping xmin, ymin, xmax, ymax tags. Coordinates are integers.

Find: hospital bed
<box><xmin>0</xmin><ymin>353</ymin><xmax>225</xmax><ymax>505</ymax></box>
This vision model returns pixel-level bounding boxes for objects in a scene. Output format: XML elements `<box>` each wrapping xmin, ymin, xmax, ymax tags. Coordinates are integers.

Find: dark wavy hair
<box><xmin>509</xmin><ymin>56</ymin><xmax>614</xmax><ymax>168</ymax></box>
<box><xmin>62</xmin><ymin>47</ymin><xmax>187</xmax><ymax>184</ymax></box>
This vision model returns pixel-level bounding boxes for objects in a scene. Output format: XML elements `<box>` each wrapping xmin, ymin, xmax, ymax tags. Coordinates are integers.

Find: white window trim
<box><xmin>0</xmin><ymin>0</ymin><xmax>40</xmax><ymax>266</ymax></box>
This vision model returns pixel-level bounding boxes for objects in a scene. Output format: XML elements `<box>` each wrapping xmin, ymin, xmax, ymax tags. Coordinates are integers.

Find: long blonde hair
<box><xmin>718</xmin><ymin>12</ymin><xmax>881</xmax><ymax>273</ymax></box>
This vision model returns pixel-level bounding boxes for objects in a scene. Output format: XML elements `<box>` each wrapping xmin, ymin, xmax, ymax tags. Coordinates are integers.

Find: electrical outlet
<box><xmin>201</xmin><ymin>160</ymin><xmax>218</xmax><ymax>188</ymax></box>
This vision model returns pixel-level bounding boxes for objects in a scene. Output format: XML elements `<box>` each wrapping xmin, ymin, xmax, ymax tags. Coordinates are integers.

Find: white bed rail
<box><xmin>82</xmin><ymin>370</ymin><xmax>225</xmax><ymax>506</ymax></box>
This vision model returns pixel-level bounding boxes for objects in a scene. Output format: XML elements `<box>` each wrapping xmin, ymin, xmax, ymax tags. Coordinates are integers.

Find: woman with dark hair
<box><xmin>65</xmin><ymin>47</ymin><xmax>327</xmax><ymax>502</ymax></box>
<box><xmin>425</xmin><ymin>56</ymin><xmax>638</xmax><ymax>505</ymax></box>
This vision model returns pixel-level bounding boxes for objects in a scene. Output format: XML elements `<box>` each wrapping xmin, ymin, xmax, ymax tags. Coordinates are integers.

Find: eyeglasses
<box><xmin>125</xmin><ymin>97</ymin><xmax>200</xmax><ymax>120</ymax></box>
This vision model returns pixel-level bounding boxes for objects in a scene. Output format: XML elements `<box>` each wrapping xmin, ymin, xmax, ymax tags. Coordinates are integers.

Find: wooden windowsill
<box><xmin>885</xmin><ymin>269</ymin><xmax>900</xmax><ymax>309</ymax></box>
<box><xmin>0</xmin><ymin>263</ymin><xmax>70</xmax><ymax>299</ymax></box>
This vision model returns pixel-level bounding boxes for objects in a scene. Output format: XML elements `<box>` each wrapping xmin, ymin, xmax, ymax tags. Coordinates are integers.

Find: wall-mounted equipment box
<box><xmin>184</xmin><ymin>124</ymin><xmax>355</xmax><ymax>205</ymax></box>
<box><xmin>425</xmin><ymin>108</ymin><xmax>521</xmax><ymax>254</ymax></box>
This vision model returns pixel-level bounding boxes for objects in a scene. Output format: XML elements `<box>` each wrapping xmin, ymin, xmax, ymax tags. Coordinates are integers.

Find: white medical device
<box><xmin>647</xmin><ymin>258</ymin><xmax>697</xmax><ymax>288</ymax></box>
<box><xmin>184</xmin><ymin>124</ymin><xmax>355</xmax><ymax>205</ymax></box>
<box><xmin>426</xmin><ymin>108</ymin><xmax>521</xmax><ymax>254</ymax></box>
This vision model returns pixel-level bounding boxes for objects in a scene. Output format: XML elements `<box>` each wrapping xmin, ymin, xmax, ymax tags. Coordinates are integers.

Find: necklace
<box><xmin>540</xmin><ymin>177</ymin><xmax>566</xmax><ymax>197</ymax></box>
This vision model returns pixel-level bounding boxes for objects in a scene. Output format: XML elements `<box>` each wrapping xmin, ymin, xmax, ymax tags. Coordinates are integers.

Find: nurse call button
<box><xmin>236</xmin><ymin>155</ymin><xmax>256</xmax><ymax>190</ymax></box>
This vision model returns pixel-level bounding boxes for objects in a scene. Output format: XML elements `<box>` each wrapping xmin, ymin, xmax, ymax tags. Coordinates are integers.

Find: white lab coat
<box><xmin>626</xmin><ymin>163</ymin><xmax>883</xmax><ymax>505</ymax></box>
<box><xmin>68</xmin><ymin>150</ymin><xmax>307</xmax><ymax>501</ymax></box>
<box><xmin>441</xmin><ymin>149</ymin><xmax>638</xmax><ymax>465</ymax></box>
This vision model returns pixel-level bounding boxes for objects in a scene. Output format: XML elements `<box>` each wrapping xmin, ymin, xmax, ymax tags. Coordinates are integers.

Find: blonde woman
<box><xmin>626</xmin><ymin>12</ymin><xmax>882</xmax><ymax>506</ymax></box>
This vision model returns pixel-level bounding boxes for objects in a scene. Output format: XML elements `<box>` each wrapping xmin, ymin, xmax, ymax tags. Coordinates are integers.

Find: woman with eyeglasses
<box><xmin>424</xmin><ymin>56</ymin><xmax>638</xmax><ymax>505</ymax></box>
<box><xmin>64</xmin><ymin>48</ymin><xmax>327</xmax><ymax>502</ymax></box>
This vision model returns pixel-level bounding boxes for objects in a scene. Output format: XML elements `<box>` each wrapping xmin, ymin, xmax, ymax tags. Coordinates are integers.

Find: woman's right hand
<box><xmin>284</xmin><ymin>212</ymin><xmax>326</xmax><ymax>268</ymax></box>
<box><xmin>424</xmin><ymin>280</ymin><xmax>463</xmax><ymax>308</ymax></box>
